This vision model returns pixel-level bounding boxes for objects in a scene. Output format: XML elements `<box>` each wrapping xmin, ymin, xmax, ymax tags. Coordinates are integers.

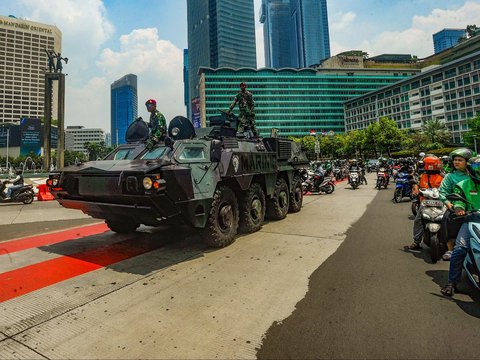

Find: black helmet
<box><xmin>466</xmin><ymin>156</ymin><xmax>480</xmax><ymax>184</ymax></box>
<box><xmin>15</xmin><ymin>169</ymin><xmax>22</xmax><ymax>175</ymax></box>
<box><xmin>450</xmin><ymin>148</ymin><xmax>473</xmax><ymax>161</ymax></box>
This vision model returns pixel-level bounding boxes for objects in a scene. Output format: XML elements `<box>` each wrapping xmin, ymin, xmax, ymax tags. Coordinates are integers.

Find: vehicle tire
<box><xmin>239</xmin><ymin>183</ymin><xmax>265</xmax><ymax>233</ymax></box>
<box><xmin>106</xmin><ymin>219</ymin><xmax>139</xmax><ymax>234</ymax></box>
<box><xmin>384</xmin><ymin>180</ymin><xmax>388</xmax><ymax>189</ymax></box>
<box><xmin>21</xmin><ymin>192</ymin><xmax>34</xmax><ymax>204</ymax></box>
<box><xmin>289</xmin><ymin>175</ymin><xmax>303</xmax><ymax>213</ymax></box>
<box><xmin>393</xmin><ymin>188</ymin><xmax>403</xmax><ymax>203</ymax></box>
<box><xmin>203</xmin><ymin>185</ymin><xmax>239</xmax><ymax>247</ymax></box>
<box><xmin>430</xmin><ymin>233</ymin><xmax>440</xmax><ymax>263</ymax></box>
<box><xmin>351</xmin><ymin>181</ymin><xmax>358</xmax><ymax>190</ymax></box>
<box><xmin>266</xmin><ymin>178</ymin><xmax>289</xmax><ymax>220</ymax></box>
<box><xmin>324</xmin><ymin>183</ymin><xmax>335</xmax><ymax>194</ymax></box>
<box><xmin>411</xmin><ymin>201</ymin><xmax>419</xmax><ymax>216</ymax></box>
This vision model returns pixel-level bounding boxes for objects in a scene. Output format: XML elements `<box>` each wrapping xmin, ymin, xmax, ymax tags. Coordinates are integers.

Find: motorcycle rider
<box><xmin>405</xmin><ymin>156</ymin><xmax>444</xmax><ymax>250</ymax></box>
<box><xmin>348</xmin><ymin>159</ymin><xmax>360</xmax><ymax>184</ymax></box>
<box><xmin>378</xmin><ymin>157</ymin><xmax>390</xmax><ymax>184</ymax></box>
<box><xmin>441</xmin><ymin>156</ymin><xmax>480</xmax><ymax>297</ymax></box>
<box><xmin>358</xmin><ymin>159</ymin><xmax>368</xmax><ymax>185</ymax></box>
<box><xmin>5</xmin><ymin>169</ymin><xmax>24</xmax><ymax>199</ymax></box>
<box><xmin>438</xmin><ymin>148</ymin><xmax>473</xmax><ymax>260</ymax></box>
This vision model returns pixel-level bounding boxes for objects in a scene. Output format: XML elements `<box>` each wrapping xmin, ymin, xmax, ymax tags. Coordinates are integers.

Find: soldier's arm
<box><xmin>229</xmin><ymin>95</ymin><xmax>239</xmax><ymax>111</ymax></box>
<box><xmin>159</xmin><ymin>113</ymin><xmax>167</xmax><ymax>132</ymax></box>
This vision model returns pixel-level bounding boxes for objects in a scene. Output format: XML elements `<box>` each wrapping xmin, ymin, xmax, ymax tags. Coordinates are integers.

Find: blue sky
<box><xmin>2</xmin><ymin>0</ymin><xmax>480</xmax><ymax>132</ymax></box>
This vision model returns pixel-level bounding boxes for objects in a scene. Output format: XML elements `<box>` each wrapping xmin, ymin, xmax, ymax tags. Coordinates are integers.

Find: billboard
<box><xmin>191</xmin><ymin>97</ymin><xmax>201</xmax><ymax>128</ymax></box>
<box><xmin>20</xmin><ymin>118</ymin><xmax>41</xmax><ymax>156</ymax></box>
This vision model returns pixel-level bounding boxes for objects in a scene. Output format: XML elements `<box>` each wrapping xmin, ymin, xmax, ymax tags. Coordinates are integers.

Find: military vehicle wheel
<box><xmin>266</xmin><ymin>178</ymin><xmax>289</xmax><ymax>220</ymax></box>
<box><xmin>106</xmin><ymin>219</ymin><xmax>139</xmax><ymax>234</ymax></box>
<box><xmin>203</xmin><ymin>185</ymin><xmax>239</xmax><ymax>247</ymax></box>
<box><xmin>288</xmin><ymin>175</ymin><xmax>303</xmax><ymax>213</ymax></box>
<box><xmin>239</xmin><ymin>183</ymin><xmax>265</xmax><ymax>233</ymax></box>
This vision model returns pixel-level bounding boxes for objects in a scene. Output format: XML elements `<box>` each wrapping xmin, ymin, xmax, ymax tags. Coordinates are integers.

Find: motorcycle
<box><xmin>445</xmin><ymin>193</ymin><xmax>480</xmax><ymax>290</ymax></box>
<box><xmin>302</xmin><ymin>169</ymin><xmax>335</xmax><ymax>195</ymax></box>
<box><xmin>332</xmin><ymin>167</ymin><xmax>344</xmax><ymax>181</ymax></box>
<box><xmin>349</xmin><ymin>170</ymin><xmax>360</xmax><ymax>190</ymax></box>
<box><xmin>393</xmin><ymin>171</ymin><xmax>413</xmax><ymax>203</ymax></box>
<box><xmin>419</xmin><ymin>188</ymin><xmax>446</xmax><ymax>263</ymax></box>
<box><xmin>0</xmin><ymin>180</ymin><xmax>35</xmax><ymax>204</ymax></box>
<box><xmin>375</xmin><ymin>167</ymin><xmax>389</xmax><ymax>189</ymax></box>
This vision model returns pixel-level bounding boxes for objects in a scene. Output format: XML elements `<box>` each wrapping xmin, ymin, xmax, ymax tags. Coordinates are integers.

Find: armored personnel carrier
<box><xmin>47</xmin><ymin>113</ymin><xmax>309</xmax><ymax>247</ymax></box>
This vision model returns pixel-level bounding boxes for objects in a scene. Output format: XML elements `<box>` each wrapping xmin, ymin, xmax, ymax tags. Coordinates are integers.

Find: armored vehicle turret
<box><xmin>47</xmin><ymin>113</ymin><xmax>309</xmax><ymax>247</ymax></box>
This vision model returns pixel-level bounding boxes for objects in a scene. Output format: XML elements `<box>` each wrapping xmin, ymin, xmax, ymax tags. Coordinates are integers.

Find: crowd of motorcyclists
<box><xmin>304</xmin><ymin>149</ymin><xmax>480</xmax><ymax>298</ymax></box>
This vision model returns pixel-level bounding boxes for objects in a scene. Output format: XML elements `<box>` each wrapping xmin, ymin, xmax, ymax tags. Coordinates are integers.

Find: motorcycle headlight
<box><xmin>171</xmin><ymin>127</ymin><xmax>180</xmax><ymax>136</ymax></box>
<box><xmin>52</xmin><ymin>178</ymin><xmax>58</xmax><ymax>186</ymax></box>
<box><xmin>143</xmin><ymin>177</ymin><xmax>153</xmax><ymax>190</ymax></box>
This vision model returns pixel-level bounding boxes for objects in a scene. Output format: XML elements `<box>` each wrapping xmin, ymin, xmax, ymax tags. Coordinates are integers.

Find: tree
<box><xmin>64</xmin><ymin>150</ymin><xmax>87</xmax><ymax>165</ymax></box>
<box><xmin>462</xmin><ymin>114</ymin><xmax>480</xmax><ymax>150</ymax></box>
<box><xmin>422</xmin><ymin>119</ymin><xmax>450</xmax><ymax>145</ymax></box>
<box><xmin>84</xmin><ymin>141</ymin><xmax>110</xmax><ymax>161</ymax></box>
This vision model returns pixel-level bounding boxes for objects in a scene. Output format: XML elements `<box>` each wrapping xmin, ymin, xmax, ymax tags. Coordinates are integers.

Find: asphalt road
<box><xmin>257</xmin><ymin>188</ymin><xmax>480</xmax><ymax>359</ymax></box>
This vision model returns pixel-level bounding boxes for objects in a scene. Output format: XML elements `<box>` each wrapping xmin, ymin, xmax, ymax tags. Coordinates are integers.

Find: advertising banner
<box><xmin>20</xmin><ymin>118</ymin><xmax>41</xmax><ymax>156</ymax></box>
<box><xmin>191</xmin><ymin>97</ymin><xmax>201</xmax><ymax>128</ymax></box>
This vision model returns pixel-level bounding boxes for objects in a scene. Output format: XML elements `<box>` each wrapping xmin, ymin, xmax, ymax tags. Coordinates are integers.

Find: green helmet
<box><xmin>466</xmin><ymin>156</ymin><xmax>480</xmax><ymax>183</ymax></box>
<box><xmin>450</xmin><ymin>148</ymin><xmax>473</xmax><ymax>161</ymax></box>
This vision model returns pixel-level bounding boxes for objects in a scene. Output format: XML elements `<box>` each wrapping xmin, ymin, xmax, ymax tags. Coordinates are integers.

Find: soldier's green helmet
<box><xmin>450</xmin><ymin>148</ymin><xmax>473</xmax><ymax>161</ymax></box>
<box><xmin>466</xmin><ymin>156</ymin><xmax>480</xmax><ymax>184</ymax></box>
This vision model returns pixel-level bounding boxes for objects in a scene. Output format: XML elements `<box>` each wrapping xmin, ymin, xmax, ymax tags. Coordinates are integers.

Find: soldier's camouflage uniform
<box><xmin>146</xmin><ymin>110</ymin><xmax>167</xmax><ymax>150</ymax></box>
<box><xmin>229</xmin><ymin>90</ymin><xmax>258</xmax><ymax>136</ymax></box>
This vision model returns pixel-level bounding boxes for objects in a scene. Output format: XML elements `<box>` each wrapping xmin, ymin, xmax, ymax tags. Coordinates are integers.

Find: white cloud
<box><xmin>339</xmin><ymin>1</ymin><xmax>480</xmax><ymax>58</ymax></box>
<box><xmin>93</xmin><ymin>28</ymin><xmax>185</xmax><ymax>131</ymax></box>
<box><xmin>330</xmin><ymin>11</ymin><xmax>356</xmax><ymax>32</ymax></box>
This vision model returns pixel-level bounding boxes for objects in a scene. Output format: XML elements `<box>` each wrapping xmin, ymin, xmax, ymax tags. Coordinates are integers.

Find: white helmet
<box><xmin>419</xmin><ymin>152</ymin><xmax>426</xmax><ymax>157</ymax></box>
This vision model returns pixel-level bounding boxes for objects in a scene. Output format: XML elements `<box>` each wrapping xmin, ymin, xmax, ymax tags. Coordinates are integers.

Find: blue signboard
<box><xmin>20</xmin><ymin>118</ymin><xmax>41</xmax><ymax>156</ymax></box>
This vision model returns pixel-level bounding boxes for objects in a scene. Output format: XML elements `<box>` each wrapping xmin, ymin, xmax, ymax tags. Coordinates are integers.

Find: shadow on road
<box><xmin>426</xmin><ymin>269</ymin><xmax>480</xmax><ymax>318</ymax></box>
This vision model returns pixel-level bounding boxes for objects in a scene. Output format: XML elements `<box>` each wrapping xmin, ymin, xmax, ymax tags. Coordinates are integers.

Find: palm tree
<box><xmin>422</xmin><ymin>119</ymin><xmax>449</xmax><ymax>144</ymax></box>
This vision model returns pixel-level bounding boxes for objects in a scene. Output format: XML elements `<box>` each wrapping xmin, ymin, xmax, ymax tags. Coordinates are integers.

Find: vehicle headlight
<box><xmin>143</xmin><ymin>177</ymin><xmax>153</xmax><ymax>190</ymax></box>
<box><xmin>171</xmin><ymin>127</ymin><xmax>180</xmax><ymax>136</ymax></box>
<box><xmin>52</xmin><ymin>178</ymin><xmax>58</xmax><ymax>186</ymax></box>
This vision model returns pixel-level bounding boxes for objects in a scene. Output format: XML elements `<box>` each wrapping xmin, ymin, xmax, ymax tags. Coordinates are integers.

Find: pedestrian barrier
<box><xmin>37</xmin><ymin>184</ymin><xmax>55</xmax><ymax>201</ymax></box>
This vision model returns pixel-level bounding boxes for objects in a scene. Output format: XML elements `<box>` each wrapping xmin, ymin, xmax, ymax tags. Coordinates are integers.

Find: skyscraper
<box><xmin>433</xmin><ymin>28</ymin><xmax>465</xmax><ymax>54</ymax></box>
<box><xmin>260</xmin><ymin>0</ymin><xmax>292</xmax><ymax>68</ymax></box>
<box><xmin>186</xmin><ymin>0</ymin><xmax>257</xmax><ymax>117</ymax></box>
<box><xmin>261</xmin><ymin>0</ymin><xmax>330</xmax><ymax>68</ymax></box>
<box><xmin>111</xmin><ymin>74</ymin><xmax>138</xmax><ymax>146</ymax></box>
<box><xmin>0</xmin><ymin>15</ymin><xmax>62</xmax><ymax>124</ymax></box>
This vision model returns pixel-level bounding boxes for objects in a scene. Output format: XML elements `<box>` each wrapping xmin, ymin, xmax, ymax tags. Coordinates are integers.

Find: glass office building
<box><xmin>345</xmin><ymin>51</ymin><xmax>480</xmax><ymax>143</ymax></box>
<box><xmin>290</xmin><ymin>0</ymin><xmax>330</xmax><ymax>67</ymax></box>
<box><xmin>260</xmin><ymin>0</ymin><xmax>330</xmax><ymax>68</ymax></box>
<box><xmin>111</xmin><ymin>74</ymin><xmax>138</xmax><ymax>146</ymax></box>
<box><xmin>433</xmin><ymin>28</ymin><xmax>465</xmax><ymax>54</ymax></box>
<box><xmin>260</xmin><ymin>0</ymin><xmax>292</xmax><ymax>68</ymax></box>
<box><xmin>187</xmin><ymin>0</ymin><xmax>256</xmax><ymax>116</ymax></box>
<box><xmin>199</xmin><ymin>64</ymin><xmax>417</xmax><ymax>137</ymax></box>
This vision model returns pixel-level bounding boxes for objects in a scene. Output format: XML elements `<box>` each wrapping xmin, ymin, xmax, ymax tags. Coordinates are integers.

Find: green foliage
<box><xmin>462</xmin><ymin>114</ymin><xmax>480</xmax><ymax>149</ymax></box>
<box><xmin>64</xmin><ymin>150</ymin><xmax>87</xmax><ymax>165</ymax></box>
<box><xmin>84</xmin><ymin>141</ymin><xmax>111</xmax><ymax>161</ymax></box>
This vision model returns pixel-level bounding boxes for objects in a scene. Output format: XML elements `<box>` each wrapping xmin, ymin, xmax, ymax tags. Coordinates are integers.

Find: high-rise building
<box><xmin>0</xmin><ymin>15</ymin><xmax>61</xmax><ymax>124</ymax></box>
<box><xmin>290</xmin><ymin>0</ymin><xmax>330</xmax><ymax>67</ymax></box>
<box><xmin>260</xmin><ymin>0</ymin><xmax>330</xmax><ymax>68</ymax></box>
<box><xmin>433</xmin><ymin>28</ymin><xmax>466</xmax><ymax>54</ymax></box>
<box><xmin>186</xmin><ymin>0</ymin><xmax>257</xmax><ymax>117</ymax></box>
<box><xmin>260</xmin><ymin>0</ymin><xmax>292</xmax><ymax>68</ymax></box>
<box><xmin>111</xmin><ymin>74</ymin><xmax>138</xmax><ymax>146</ymax></box>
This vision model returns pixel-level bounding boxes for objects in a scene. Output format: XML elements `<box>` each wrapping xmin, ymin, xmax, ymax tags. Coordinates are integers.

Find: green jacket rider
<box><xmin>228</xmin><ymin>82</ymin><xmax>258</xmax><ymax>136</ymax></box>
<box><xmin>145</xmin><ymin>98</ymin><xmax>167</xmax><ymax>150</ymax></box>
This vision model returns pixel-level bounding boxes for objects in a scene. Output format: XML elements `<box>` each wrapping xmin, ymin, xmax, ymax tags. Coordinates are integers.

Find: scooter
<box><xmin>0</xmin><ymin>180</ymin><xmax>35</xmax><ymax>204</ymax></box>
<box><xmin>393</xmin><ymin>171</ymin><xmax>413</xmax><ymax>203</ymax></box>
<box><xmin>375</xmin><ymin>167</ymin><xmax>389</xmax><ymax>189</ymax></box>
<box><xmin>302</xmin><ymin>170</ymin><xmax>335</xmax><ymax>195</ymax></box>
<box><xmin>446</xmin><ymin>193</ymin><xmax>480</xmax><ymax>290</ymax></box>
<box><xmin>349</xmin><ymin>170</ymin><xmax>360</xmax><ymax>190</ymax></box>
<box><xmin>419</xmin><ymin>188</ymin><xmax>446</xmax><ymax>263</ymax></box>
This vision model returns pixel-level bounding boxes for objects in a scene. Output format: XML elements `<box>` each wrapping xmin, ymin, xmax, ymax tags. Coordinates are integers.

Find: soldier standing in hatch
<box><xmin>227</xmin><ymin>82</ymin><xmax>258</xmax><ymax>137</ymax></box>
<box><xmin>145</xmin><ymin>99</ymin><xmax>167</xmax><ymax>150</ymax></box>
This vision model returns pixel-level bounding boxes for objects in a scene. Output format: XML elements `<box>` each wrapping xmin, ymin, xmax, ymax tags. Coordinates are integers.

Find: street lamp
<box><xmin>474</xmin><ymin>135</ymin><xmax>478</xmax><ymax>154</ymax></box>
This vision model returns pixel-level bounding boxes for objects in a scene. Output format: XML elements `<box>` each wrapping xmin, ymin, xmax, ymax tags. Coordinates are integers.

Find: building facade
<box><xmin>0</xmin><ymin>15</ymin><xmax>61</xmax><ymax>125</ymax></box>
<box><xmin>290</xmin><ymin>0</ymin><xmax>330</xmax><ymax>67</ymax></box>
<box><xmin>199</xmin><ymin>60</ymin><xmax>418</xmax><ymax>137</ymax></box>
<box><xmin>344</xmin><ymin>51</ymin><xmax>480</xmax><ymax>143</ymax></box>
<box><xmin>433</xmin><ymin>28</ymin><xmax>465</xmax><ymax>54</ymax></box>
<box><xmin>260</xmin><ymin>0</ymin><xmax>292</xmax><ymax>68</ymax></box>
<box><xmin>65</xmin><ymin>126</ymin><xmax>105</xmax><ymax>157</ymax></box>
<box><xmin>186</xmin><ymin>0</ymin><xmax>256</xmax><ymax>117</ymax></box>
<box><xmin>111</xmin><ymin>74</ymin><xmax>138</xmax><ymax>146</ymax></box>
<box><xmin>260</xmin><ymin>0</ymin><xmax>330</xmax><ymax>68</ymax></box>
